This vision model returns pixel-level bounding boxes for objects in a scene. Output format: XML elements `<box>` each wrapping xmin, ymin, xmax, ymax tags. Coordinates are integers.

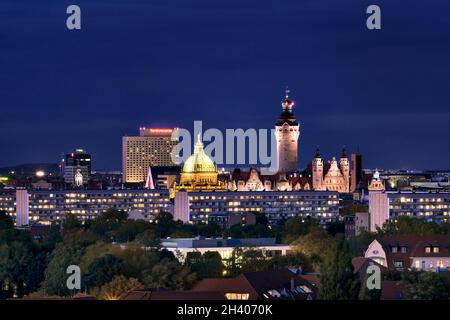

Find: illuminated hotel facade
<box><xmin>122</xmin><ymin>127</ymin><xmax>179</xmax><ymax>183</ymax></box>
<box><xmin>174</xmin><ymin>190</ymin><xmax>340</xmax><ymax>224</ymax></box>
<box><xmin>0</xmin><ymin>189</ymin><xmax>171</xmax><ymax>226</ymax></box>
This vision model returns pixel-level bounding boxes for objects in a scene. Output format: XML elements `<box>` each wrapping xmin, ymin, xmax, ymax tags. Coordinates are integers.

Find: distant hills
<box><xmin>0</xmin><ymin>163</ymin><xmax>60</xmax><ymax>175</ymax></box>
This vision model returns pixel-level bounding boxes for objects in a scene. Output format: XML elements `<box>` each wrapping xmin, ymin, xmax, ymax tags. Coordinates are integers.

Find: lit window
<box><xmin>433</xmin><ymin>247</ymin><xmax>440</xmax><ymax>253</ymax></box>
<box><xmin>225</xmin><ymin>293</ymin><xmax>249</xmax><ymax>300</ymax></box>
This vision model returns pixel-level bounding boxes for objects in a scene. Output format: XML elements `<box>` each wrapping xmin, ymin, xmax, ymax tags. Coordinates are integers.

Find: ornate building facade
<box><xmin>225</xmin><ymin>168</ymin><xmax>311</xmax><ymax>192</ymax></box>
<box><xmin>169</xmin><ymin>89</ymin><xmax>353</xmax><ymax>195</ymax></box>
<box><xmin>311</xmin><ymin>148</ymin><xmax>351</xmax><ymax>192</ymax></box>
<box><xmin>171</xmin><ymin>135</ymin><xmax>225</xmax><ymax>196</ymax></box>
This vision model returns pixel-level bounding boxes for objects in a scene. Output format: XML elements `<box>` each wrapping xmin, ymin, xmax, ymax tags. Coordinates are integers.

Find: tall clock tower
<box><xmin>275</xmin><ymin>88</ymin><xmax>300</xmax><ymax>174</ymax></box>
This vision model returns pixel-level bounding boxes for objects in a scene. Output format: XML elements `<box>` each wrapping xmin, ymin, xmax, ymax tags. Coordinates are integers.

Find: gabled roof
<box><xmin>193</xmin><ymin>269</ymin><xmax>318</xmax><ymax>300</ymax></box>
<box><xmin>379</xmin><ymin>235</ymin><xmax>450</xmax><ymax>257</ymax></box>
<box><xmin>352</xmin><ymin>257</ymin><xmax>388</xmax><ymax>282</ymax></box>
<box><xmin>375</xmin><ymin>235</ymin><xmax>450</xmax><ymax>268</ymax></box>
<box><xmin>352</xmin><ymin>257</ymin><xmax>386</xmax><ymax>274</ymax></box>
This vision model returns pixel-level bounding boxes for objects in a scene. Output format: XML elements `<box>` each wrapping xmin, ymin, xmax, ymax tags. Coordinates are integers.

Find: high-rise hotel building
<box><xmin>122</xmin><ymin>128</ymin><xmax>179</xmax><ymax>183</ymax></box>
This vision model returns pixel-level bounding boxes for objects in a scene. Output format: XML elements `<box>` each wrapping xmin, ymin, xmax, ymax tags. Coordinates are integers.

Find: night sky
<box><xmin>1</xmin><ymin>0</ymin><xmax>449</xmax><ymax>171</ymax></box>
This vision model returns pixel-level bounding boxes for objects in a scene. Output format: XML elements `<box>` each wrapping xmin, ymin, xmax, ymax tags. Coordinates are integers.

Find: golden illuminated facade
<box><xmin>171</xmin><ymin>135</ymin><xmax>225</xmax><ymax>196</ymax></box>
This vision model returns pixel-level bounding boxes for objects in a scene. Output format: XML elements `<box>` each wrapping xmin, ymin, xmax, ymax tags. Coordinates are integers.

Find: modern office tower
<box><xmin>122</xmin><ymin>127</ymin><xmax>179</xmax><ymax>183</ymax></box>
<box><xmin>275</xmin><ymin>88</ymin><xmax>300</xmax><ymax>174</ymax></box>
<box><xmin>351</xmin><ymin>153</ymin><xmax>363</xmax><ymax>192</ymax></box>
<box><xmin>63</xmin><ymin>149</ymin><xmax>92</xmax><ymax>186</ymax></box>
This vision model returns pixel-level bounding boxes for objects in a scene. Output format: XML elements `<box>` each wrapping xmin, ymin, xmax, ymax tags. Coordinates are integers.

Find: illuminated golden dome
<box><xmin>180</xmin><ymin>134</ymin><xmax>218</xmax><ymax>185</ymax></box>
<box><xmin>182</xmin><ymin>134</ymin><xmax>216</xmax><ymax>173</ymax></box>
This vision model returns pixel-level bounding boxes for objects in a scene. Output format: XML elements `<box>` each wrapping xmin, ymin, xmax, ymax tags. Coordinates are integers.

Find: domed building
<box><xmin>171</xmin><ymin>135</ymin><xmax>225</xmax><ymax>196</ymax></box>
<box><xmin>180</xmin><ymin>134</ymin><xmax>218</xmax><ymax>185</ymax></box>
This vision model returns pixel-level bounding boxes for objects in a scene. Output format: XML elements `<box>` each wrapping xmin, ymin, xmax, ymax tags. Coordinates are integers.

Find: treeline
<box><xmin>0</xmin><ymin>210</ymin><xmax>320</xmax><ymax>299</ymax></box>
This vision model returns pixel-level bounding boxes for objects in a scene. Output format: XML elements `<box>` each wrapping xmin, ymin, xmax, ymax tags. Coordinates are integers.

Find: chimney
<box><xmin>290</xmin><ymin>278</ymin><xmax>295</xmax><ymax>292</ymax></box>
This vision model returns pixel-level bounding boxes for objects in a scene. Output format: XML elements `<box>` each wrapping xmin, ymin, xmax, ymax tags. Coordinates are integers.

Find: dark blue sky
<box><xmin>1</xmin><ymin>0</ymin><xmax>449</xmax><ymax>171</ymax></box>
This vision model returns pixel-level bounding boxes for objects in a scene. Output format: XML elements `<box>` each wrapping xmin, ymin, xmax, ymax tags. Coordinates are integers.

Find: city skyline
<box><xmin>1</xmin><ymin>0</ymin><xmax>450</xmax><ymax>170</ymax></box>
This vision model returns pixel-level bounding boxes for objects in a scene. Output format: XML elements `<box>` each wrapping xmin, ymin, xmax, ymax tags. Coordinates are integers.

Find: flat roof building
<box><xmin>122</xmin><ymin>127</ymin><xmax>180</xmax><ymax>183</ymax></box>
<box><xmin>161</xmin><ymin>237</ymin><xmax>292</xmax><ymax>264</ymax></box>
<box><xmin>369</xmin><ymin>191</ymin><xmax>450</xmax><ymax>231</ymax></box>
<box><xmin>174</xmin><ymin>190</ymin><xmax>340</xmax><ymax>224</ymax></box>
<box><xmin>0</xmin><ymin>189</ymin><xmax>171</xmax><ymax>226</ymax></box>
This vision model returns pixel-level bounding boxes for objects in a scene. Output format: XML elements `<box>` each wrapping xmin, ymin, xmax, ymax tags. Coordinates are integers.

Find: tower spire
<box><xmin>341</xmin><ymin>146</ymin><xmax>347</xmax><ymax>158</ymax></box>
<box><xmin>314</xmin><ymin>146</ymin><xmax>321</xmax><ymax>158</ymax></box>
<box><xmin>281</xmin><ymin>86</ymin><xmax>294</xmax><ymax>111</ymax></box>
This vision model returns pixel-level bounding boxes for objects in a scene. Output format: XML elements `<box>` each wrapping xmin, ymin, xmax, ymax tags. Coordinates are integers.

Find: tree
<box><xmin>0</xmin><ymin>211</ymin><xmax>14</xmax><ymax>230</ymax></box>
<box><xmin>318</xmin><ymin>235</ymin><xmax>360</xmax><ymax>300</ymax></box>
<box><xmin>326</xmin><ymin>221</ymin><xmax>345</xmax><ymax>236</ymax></box>
<box><xmin>116</xmin><ymin>243</ymin><xmax>161</xmax><ymax>281</ymax></box>
<box><xmin>282</xmin><ymin>216</ymin><xmax>316</xmax><ymax>244</ymax></box>
<box><xmin>90</xmin><ymin>209</ymin><xmax>128</xmax><ymax>240</ymax></box>
<box><xmin>194</xmin><ymin>222</ymin><xmax>222</xmax><ymax>237</ymax></box>
<box><xmin>186</xmin><ymin>251</ymin><xmax>224</xmax><ymax>279</ymax></box>
<box><xmin>41</xmin><ymin>230</ymin><xmax>98</xmax><ymax>296</ymax></box>
<box><xmin>64</xmin><ymin>213</ymin><xmax>82</xmax><ymax>232</ymax></box>
<box><xmin>96</xmin><ymin>275</ymin><xmax>142</xmax><ymax>300</ymax></box>
<box><xmin>239</xmin><ymin>248</ymin><xmax>267</xmax><ymax>273</ymax></box>
<box><xmin>0</xmin><ymin>241</ymin><xmax>46</xmax><ymax>297</ymax></box>
<box><xmin>339</xmin><ymin>203</ymin><xmax>368</xmax><ymax>216</ymax></box>
<box><xmin>155</xmin><ymin>212</ymin><xmax>177</xmax><ymax>238</ymax></box>
<box><xmin>143</xmin><ymin>259</ymin><xmax>196</xmax><ymax>290</ymax></box>
<box><xmin>84</xmin><ymin>254</ymin><xmax>123</xmax><ymax>291</ymax></box>
<box><xmin>108</xmin><ymin>220</ymin><xmax>153</xmax><ymax>243</ymax></box>
<box><xmin>79</xmin><ymin>241</ymin><xmax>121</xmax><ymax>271</ymax></box>
<box><xmin>263</xmin><ymin>252</ymin><xmax>313</xmax><ymax>273</ymax></box>
<box><xmin>410</xmin><ymin>272</ymin><xmax>450</xmax><ymax>300</ymax></box>
<box><xmin>223</xmin><ymin>224</ymin><xmax>273</xmax><ymax>239</ymax></box>
<box><xmin>291</xmin><ymin>226</ymin><xmax>334</xmax><ymax>272</ymax></box>
<box><xmin>347</xmin><ymin>231</ymin><xmax>377</xmax><ymax>257</ymax></box>
<box><xmin>40</xmin><ymin>223</ymin><xmax>63</xmax><ymax>253</ymax></box>
<box><xmin>359</xmin><ymin>286</ymin><xmax>381</xmax><ymax>300</ymax></box>
<box><xmin>0</xmin><ymin>223</ymin><xmax>46</xmax><ymax>297</ymax></box>
<box><xmin>380</xmin><ymin>216</ymin><xmax>444</xmax><ymax>236</ymax></box>
<box><xmin>134</xmin><ymin>229</ymin><xmax>161</xmax><ymax>247</ymax></box>
<box><xmin>41</xmin><ymin>242</ymin><xmax>85</xmax><ymax>296</ymax></box>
